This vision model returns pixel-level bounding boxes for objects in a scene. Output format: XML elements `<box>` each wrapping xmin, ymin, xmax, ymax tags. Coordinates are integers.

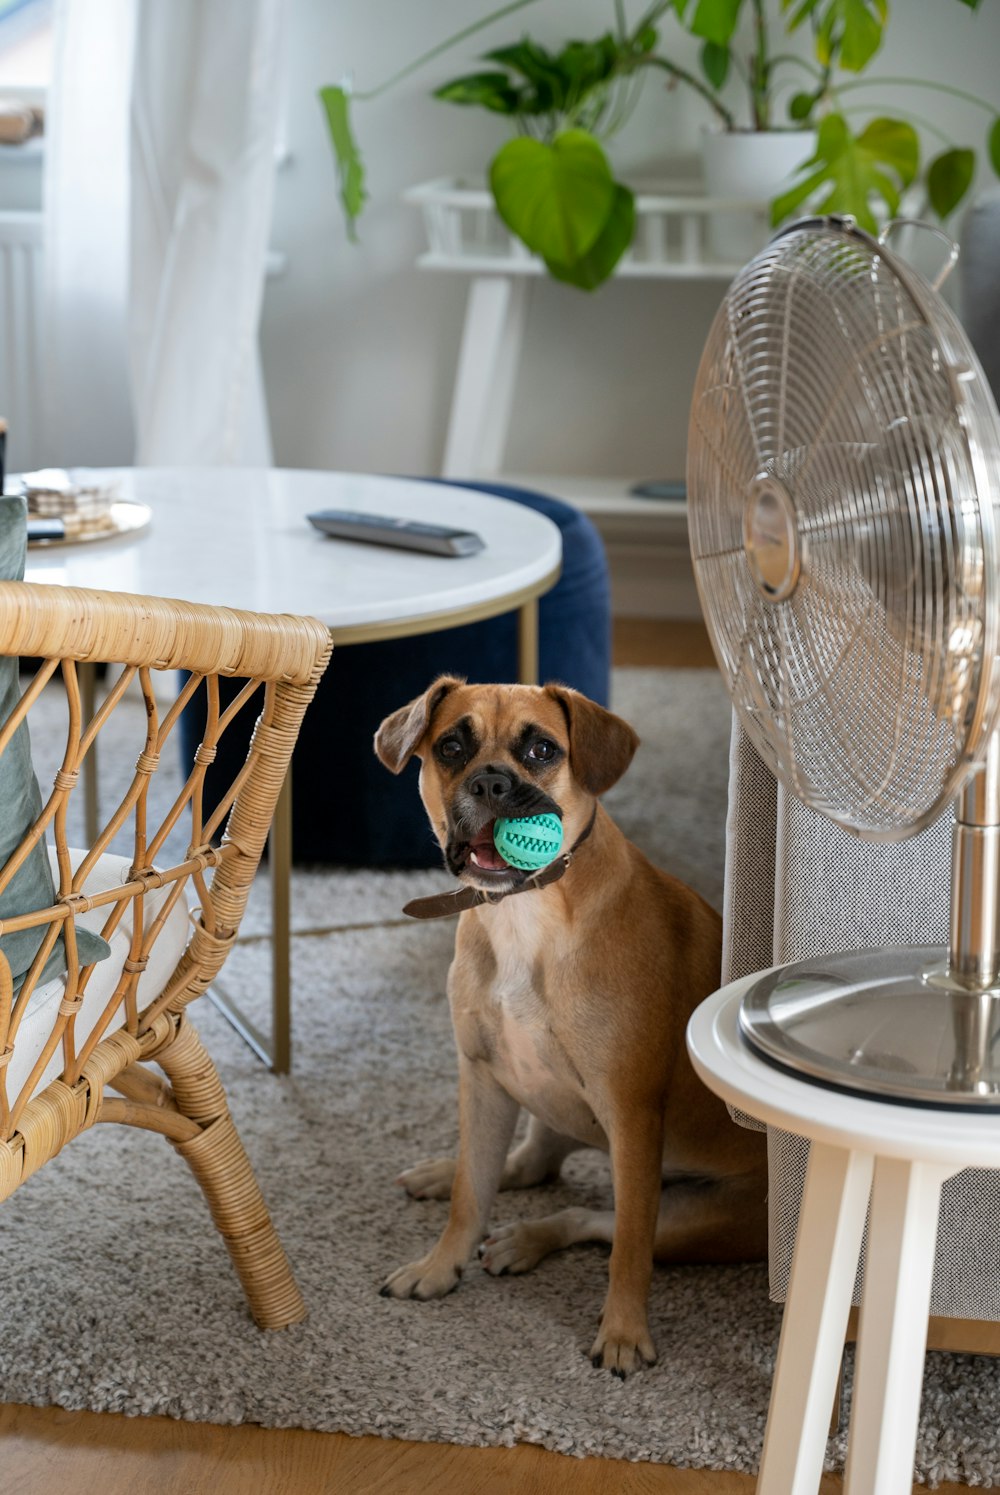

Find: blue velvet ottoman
<box><xmin>180</xmin><ymin>481</ymin><xmax>610</xmax><ymax>866</ymax></box>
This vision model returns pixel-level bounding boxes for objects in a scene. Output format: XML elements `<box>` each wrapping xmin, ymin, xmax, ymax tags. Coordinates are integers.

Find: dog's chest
<box><xmin>481</xmin><ymin>941</ymin><xmax>597</xmax><ymax>1140</ymax></box>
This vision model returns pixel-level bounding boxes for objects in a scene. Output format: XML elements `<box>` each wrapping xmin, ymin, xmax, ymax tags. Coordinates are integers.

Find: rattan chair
<box><xmin>0</xmin><ymin>578</ymin><xmax>331</xmax><ymax>1330</ymax></box>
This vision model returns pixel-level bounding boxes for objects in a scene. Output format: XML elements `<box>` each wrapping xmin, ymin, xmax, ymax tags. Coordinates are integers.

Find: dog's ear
<box><xmin>374</xmin><ymin>675</ymin><xmax>464</xmax><ymax>774</ymax></box>
<box><xmin>545</xmin><ymin>685</ymin><xmax>639</xmax><ymax>796</ymax></box>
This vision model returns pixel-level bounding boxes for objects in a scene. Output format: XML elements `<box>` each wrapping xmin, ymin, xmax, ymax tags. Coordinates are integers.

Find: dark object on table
<box><xmin>629</xmin><ymin>479</ymin><xmax>686</xmax><ymax>501</ymax></box>
<box><xmin>180</xmin><ymin>482</ymin><xmax>610</xmax><ymax>866</ymax></box>
<box><xmin>27</xmin><ymin>518</ymin><xmax>66</xmax><ymax>543</ymax></box>
<box><xmin>307</xmin><ymin>508</ymin><xmax>485</xmax><ymax>557</ymax></box>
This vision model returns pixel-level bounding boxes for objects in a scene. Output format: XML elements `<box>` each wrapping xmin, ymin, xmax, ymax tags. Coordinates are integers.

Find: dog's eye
<box><xmin>528</xmin><ymin>738</ymin><xmax>558</xmax><ymax>762</ymax></box>
<box><xmin>437</xmin><ymin>736</ymin><xmax>465</xmax><ymax>760</ymax></box>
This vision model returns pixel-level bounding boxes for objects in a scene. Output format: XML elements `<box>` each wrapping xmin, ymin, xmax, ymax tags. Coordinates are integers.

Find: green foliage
<box><xmin>701</xmin><ymin>41</ymin><xmax>731</xmax><ymax>89</ymax></box>
<box><xmin>927</xmin><ymin>148</ymin><xmax>976</xmax><ymax>218</ymax></box>
<box><xmin>545</xmin><ymin>183</ymin><xmax>636</xmax><ymax>289</ymax></box>
<box><xmin>434</xmin><ymin>72</ymin><xmax>523</xmax><ymax>113</ymax></box>
<box><xmin>435</xmin><ymin>32</ymin><xmax>630</xmax><ymax>136</ymax></box>
<box><xmin>490</xmin><ymin>130</ymin><xmax>633</xmax><ymax>288</ymax></box>
<box><xmin>689</xmin><ymin>0</ymin><xmax>743</xmax><ymax>46</ymax></box>
<box><xmin>789</xmin><ymin>90</ymin><xmax>817</xmax><ymax>122</ymax></box>
<box><xmin>320</xmin><ymin>0</ymin><xmax>998</xmax><ymax>288</ymax></box>
<box><xmin>815</xmin><ymin>0</ymin><xmax>886</xmax><ymax>72</ymax></box>
<box><xmin>318</xmin><ymin>86</ymin><xmax>366</xmax><ymax>236</ymax></box>
<box><xmin>990</xmin><ymin>117</ymin><xmax>1000</xmax><ymax>177</ymax></box>
<box><xmin>772</xmin><ymin>113</ymin><xmax>918</xmax><ymax>232</ymax></box>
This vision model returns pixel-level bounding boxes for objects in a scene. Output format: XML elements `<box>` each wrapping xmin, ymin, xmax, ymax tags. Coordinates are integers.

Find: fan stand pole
<box><xmin>948</xmin><ymin>731</ymin><xmax>1000</xmax><ymax>1089</ymax></box>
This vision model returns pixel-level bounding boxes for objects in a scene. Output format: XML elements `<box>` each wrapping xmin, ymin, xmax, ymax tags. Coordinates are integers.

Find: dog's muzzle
<box><xmin>445</xmin><ymin>768</ymin><xmax>561</xmax><ymax>882</ymax></box>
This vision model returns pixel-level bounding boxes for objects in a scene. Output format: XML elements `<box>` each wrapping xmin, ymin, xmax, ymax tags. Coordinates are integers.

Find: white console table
<box><xmin>405</xmin><ymin>177</ymin><xmax>767</xmax><ymax>617</ymax></box>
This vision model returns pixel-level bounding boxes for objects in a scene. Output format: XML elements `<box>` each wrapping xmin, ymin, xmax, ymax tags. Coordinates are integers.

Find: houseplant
<box><xmin>322</xmin><ymin>0</ymin><xmax>999</xmax><ymax>290</ymax></box>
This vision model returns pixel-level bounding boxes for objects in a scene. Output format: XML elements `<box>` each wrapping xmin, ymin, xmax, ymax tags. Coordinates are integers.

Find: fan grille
<box><xmin>688</xmin><ymin>220</ymin><xmax>1000</xmax><ymax>838</ymax></box>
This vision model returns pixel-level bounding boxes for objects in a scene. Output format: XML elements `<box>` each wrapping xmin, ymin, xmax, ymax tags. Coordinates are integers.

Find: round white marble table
<box><xmin>24</xmin><ymin>468</ymin><xmax>563</xmax><ymax>647</ymax></box>
<box><xmin>23</xmin><ymin>468</ymin><xmax>563</xmax><ymax>1069</ymax></box>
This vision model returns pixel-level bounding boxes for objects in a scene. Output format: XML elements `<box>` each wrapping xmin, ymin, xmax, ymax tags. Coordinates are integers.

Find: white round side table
<box><xmin>687</xmin><ymin>973</ymin><xmax>1000</xmax><ymax>1495</ymax></box>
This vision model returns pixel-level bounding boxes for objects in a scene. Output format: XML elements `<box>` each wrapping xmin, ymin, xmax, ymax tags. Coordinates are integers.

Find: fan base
<box><xmin>740</xmin><ymin>946</ymin><xmax>1000</xmax><ymax>1109</ymax></box>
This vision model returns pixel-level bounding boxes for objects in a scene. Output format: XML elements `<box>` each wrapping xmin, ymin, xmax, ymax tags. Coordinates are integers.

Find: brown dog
<box><xmin>374</xmin><ymin>676</ymin><xmax>766</xmax><ymax>1376</ymax></box>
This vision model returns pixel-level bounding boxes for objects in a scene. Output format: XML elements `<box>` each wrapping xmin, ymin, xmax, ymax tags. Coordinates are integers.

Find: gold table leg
<box><xmin>270</xmin><ymin>766</ymin><xmax>292</xmax><ymax>1073</ymax></box>
<box><xmin>208</xmin><ymin>764</ymin><xmax>292</xmax><ymax>1074</ymax></box>
<box><xmin>518</xmin><ymin>599</ymin><xmax>539</xmax><ymax>685</ymax></box>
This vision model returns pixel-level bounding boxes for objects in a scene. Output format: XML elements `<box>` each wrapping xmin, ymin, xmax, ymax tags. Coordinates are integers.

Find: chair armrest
<box><xmin>0</xmin><ymin>579</ymin><xmax>330</xmax><ymax>683</ymax></box>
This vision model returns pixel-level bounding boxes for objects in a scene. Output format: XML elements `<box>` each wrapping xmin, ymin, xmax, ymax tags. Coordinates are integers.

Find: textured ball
<box><xmin>493</xmin><ymin>813</ymin><xmax>564</xmax><ymax>871</ymax></box>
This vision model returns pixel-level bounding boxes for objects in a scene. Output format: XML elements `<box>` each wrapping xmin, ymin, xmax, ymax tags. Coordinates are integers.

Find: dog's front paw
<box><xmin>379</xmin><ymin>1253</ymin><xmax>462</xmax><ymax>1301</ymax></box>
<box><xmin>589</xmin><ymin>1317</ymin><xmax>657</xmax><ymax>1379</ymax></box>
<box><xmin>396</xmin><ymin>1156</ymin><xmax>457</xmax><ymax>1200</ymax></box>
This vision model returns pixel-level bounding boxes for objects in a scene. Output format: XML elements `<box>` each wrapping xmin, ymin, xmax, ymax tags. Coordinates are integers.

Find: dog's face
<box><xmin>375</xmin><ymin>678</ymin><xmax>639</xmax><ymax>892</ymax></box>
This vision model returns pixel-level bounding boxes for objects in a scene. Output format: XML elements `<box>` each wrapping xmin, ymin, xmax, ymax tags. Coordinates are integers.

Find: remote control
<box><xmin>307</xmin><ymin>509</ymin><xmax>485</xmax><ymax>557</ymax></box>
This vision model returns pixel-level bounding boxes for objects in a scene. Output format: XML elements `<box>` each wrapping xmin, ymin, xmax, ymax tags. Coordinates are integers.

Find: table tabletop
<box><xmin>687</xmin><ymin>975</ymin><xmax>1000</xmax><ymax>1169</ymax></box>
<box><xmin>21</xmin><ymin>468</ymin><xmax>562</xmax><ymax>635</ymax></box>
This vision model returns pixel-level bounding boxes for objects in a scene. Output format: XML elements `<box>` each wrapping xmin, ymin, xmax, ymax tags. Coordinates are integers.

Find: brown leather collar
<box><xmin>403</xmin><ymin>804</ymin><xmax>598</xmax><ymax>921</ymax></box>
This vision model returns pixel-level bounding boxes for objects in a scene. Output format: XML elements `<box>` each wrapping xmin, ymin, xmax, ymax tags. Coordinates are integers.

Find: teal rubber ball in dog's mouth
<box><xmin>493</xmin><ymin>813</ymin><xmax>564</xmax><ymax>872</ymax></box>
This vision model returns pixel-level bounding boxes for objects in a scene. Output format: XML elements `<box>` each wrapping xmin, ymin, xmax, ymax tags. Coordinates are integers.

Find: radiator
<box><xmin>0</xmin><ymin>211</ymin><xmax>43</xmax><ymax>475</ymax></box>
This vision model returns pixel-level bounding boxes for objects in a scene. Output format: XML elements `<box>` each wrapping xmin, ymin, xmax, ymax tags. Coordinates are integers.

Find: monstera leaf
<box><xmin>490</xmin><ymin>129</ymin><xmax>633</xmax><ymax>288</ymax></box>
<box><xmin>772</xmin><ymin>112</ymin><xmax>918</xmax><ymax>233</ymax></box>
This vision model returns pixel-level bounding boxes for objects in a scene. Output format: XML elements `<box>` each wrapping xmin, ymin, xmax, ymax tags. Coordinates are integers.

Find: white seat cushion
<box><xmin>8</xmin><ymin>850</ymin><xmax>192</xmax><ymax>1103</ymax></box>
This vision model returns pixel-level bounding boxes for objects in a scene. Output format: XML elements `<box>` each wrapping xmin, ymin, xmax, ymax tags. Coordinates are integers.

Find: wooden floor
<box><xmin>1</xmin><ymin>620</ymin><xmax>970</xmax><ymax>1493</ymax></box>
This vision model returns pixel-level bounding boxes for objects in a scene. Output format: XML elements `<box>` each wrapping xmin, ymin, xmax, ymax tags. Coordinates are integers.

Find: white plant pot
<box><xmin>701</xmin><ymin>128</ymin><xmax>817</xmax><ymax>266</ymax></box>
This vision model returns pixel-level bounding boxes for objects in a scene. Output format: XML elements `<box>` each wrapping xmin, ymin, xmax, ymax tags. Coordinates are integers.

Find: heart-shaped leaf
<box><xmin>490</xmin><ymin>130</ymin><xmax>617</xmax><ymax>266</ymax></box>
<box><xmin>319</xmin><ymin>86</ymin><xmax>367</xmax><ymax>236</ymax></box>
<box><xmin>927</xmin><ymin>147</ymin><xmax>975</xmax><ymax>218</ymax></box>
<box><xmin>544</xmin><ymin>183</ymin><xmax>635</xmax><ymax>290</ymax></box>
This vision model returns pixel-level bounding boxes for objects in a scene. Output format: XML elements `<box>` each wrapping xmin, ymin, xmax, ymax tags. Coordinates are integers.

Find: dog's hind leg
<box><xmin>479</xmin><ymin>1170</ymin><xmax>768</xmax><ymax>1278</ymax></box>
<box><xmin>398</xmin><ymin>1115</ymin><xmax>582</xmax><ymax>1200</ymax></box>
<box><xmin>480</xmin><ymin>1206</ymin><xmax>616</xmax><ymax>1276</ymax></box>
<box><xmin>502</xmin><ymin>1115</ymin><xmax>584</xmax><ymax>1188</ymax></box>
<box><xmin>651</xmin><ymin>1171</ymin><xmax>768</xmax><ymax>1264</ymax></box>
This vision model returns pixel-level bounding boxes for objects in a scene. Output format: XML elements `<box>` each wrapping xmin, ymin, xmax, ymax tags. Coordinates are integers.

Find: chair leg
<box><xmin>154</xmin><ymin>1015</ymin><xmax>307</xmax><ymax>1330</ymax></box>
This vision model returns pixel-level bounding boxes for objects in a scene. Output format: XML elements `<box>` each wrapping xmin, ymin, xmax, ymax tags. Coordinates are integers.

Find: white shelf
<box><xmin>504</xmin><ymin>472</ymin><xmax>687</xmax><ymax>524</ymax></box>
<box><xmin>502</xmin><ymin>473</ymin><xmax>698</xmax><ymax>622</ymax></box>
<box><xmin>405</xmin><ymin>176</ymin><xmax>767</xmax><ymax>279</ymax></box>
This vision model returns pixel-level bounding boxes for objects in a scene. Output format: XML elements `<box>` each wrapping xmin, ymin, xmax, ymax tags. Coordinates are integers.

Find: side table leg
<box><xmin>517</xmin><ymin>599</ymin><xmax>539</xmax><ymax>685</ymax></box>
<box><xmin>757</xmin><ymin>1143</ymin><xmax>874</xmax><ymax>1495</ymax></box>
<box><xmin>843</xmin><ymin>1157</ymin><xmax>954</xmax><ymax>1495</ymax></box>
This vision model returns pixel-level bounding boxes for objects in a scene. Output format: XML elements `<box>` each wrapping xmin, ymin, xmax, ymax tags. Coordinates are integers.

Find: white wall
<box><xmin>263</xmin><ymin>0</ymin><xmax>1000</xmax><ymax>482</ymax></box>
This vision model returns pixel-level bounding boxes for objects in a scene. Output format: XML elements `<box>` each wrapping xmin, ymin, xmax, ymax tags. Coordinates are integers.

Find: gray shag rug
<box><xmin>3</xmin><ymin>667</ymin><xmax>999</xmax><ymax>1485</ymax></box>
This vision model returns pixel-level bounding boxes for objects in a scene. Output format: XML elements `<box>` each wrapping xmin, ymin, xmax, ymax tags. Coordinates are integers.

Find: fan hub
<box><xmin>743</xmin><ymin>475</ymin><xmax>801</xmax><ymax>602</ymax></box>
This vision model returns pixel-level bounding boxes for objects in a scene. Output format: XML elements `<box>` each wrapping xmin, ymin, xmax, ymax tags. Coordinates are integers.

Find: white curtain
<box><xmin>44</xmin><ymin>0</ymin><xmax>286</xmax><ymax>469</ymax></box>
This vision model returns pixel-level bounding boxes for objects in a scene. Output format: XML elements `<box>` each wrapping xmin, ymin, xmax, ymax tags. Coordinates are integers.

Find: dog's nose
<box><xmin>467</xmin><ymin>766</ymin><xmax>514</xmax><ymax>807</ymax></box>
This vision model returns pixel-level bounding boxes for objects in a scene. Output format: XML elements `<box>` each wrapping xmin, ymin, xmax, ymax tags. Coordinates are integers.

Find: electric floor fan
<box><xmin>687</xmin><ymin>214</ymin><xmax>1000</xmax><ymax>1106</ymax></box>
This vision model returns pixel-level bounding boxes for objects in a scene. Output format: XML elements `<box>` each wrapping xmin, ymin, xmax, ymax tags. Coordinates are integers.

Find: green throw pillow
<box><xmin>0</xmin><ymin>494</ymin><xmax>110</xmax><ymax>993</ymax></box>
